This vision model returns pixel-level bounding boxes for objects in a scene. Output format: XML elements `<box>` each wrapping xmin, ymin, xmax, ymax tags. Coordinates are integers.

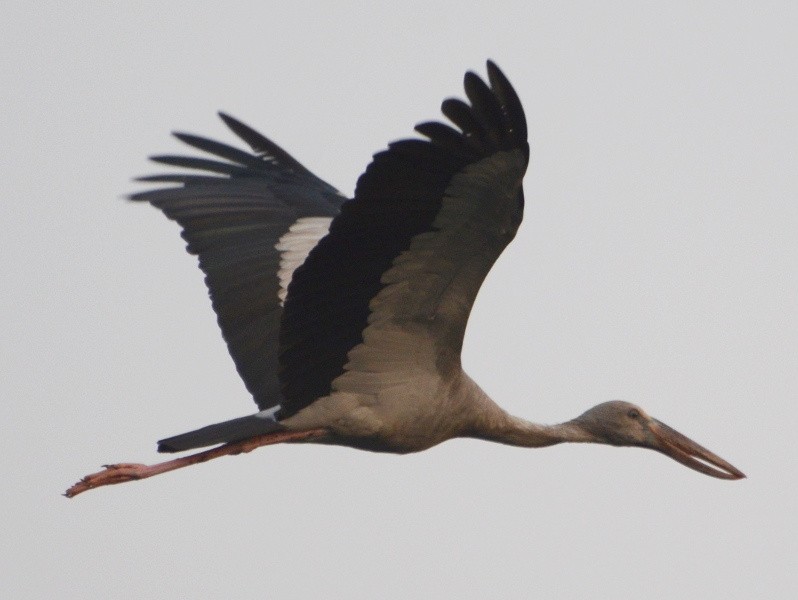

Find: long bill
<box><xmin>649</xmin><ymin>420</ymin><xmax>746</xmax><ymax>480</ymax></box>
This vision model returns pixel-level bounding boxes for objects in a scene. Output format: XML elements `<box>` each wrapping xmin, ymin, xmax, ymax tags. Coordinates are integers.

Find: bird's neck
<box><xmin>459</xmin><ymin>375</ymin><xmax>596</xmax><ymax>448</ymax></box>
<box><xmin>470</xmin><ymin>412</ymin><xmax>595</xmax><ymax>448</ymax></box>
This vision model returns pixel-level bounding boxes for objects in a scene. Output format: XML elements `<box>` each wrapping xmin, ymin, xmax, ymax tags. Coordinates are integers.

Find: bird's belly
<box><xmin>281</xmin><ymin>377</ymin><xmax>461</xmax><ymax>454</ymax></box>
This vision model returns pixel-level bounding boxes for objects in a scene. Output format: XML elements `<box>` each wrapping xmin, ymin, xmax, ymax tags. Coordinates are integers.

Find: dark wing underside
<box><xmin>131</xmin><ymin>114</ymin><xmax>344</xmax><ymax>409</ymax></box>
<box><xmin>278</xmin><ymin>61</ymin><xmax>529</xmax><ymax>418</ymax></box>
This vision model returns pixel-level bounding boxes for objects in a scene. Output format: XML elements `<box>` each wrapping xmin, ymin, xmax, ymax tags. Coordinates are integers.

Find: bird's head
<box><xmin>571</xmin><ymin>400</ymin><xmax>745</xmax><ymax>480</ymax></box>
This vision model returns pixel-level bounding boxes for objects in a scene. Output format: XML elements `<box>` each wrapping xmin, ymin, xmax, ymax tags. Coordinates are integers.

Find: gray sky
<box><xmin>2</xmin><ymin>2</ymin><xmax>796</xmax><ymax>598</ymax></box>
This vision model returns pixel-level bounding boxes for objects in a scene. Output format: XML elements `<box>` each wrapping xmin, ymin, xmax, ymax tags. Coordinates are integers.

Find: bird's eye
<box><xmin>627</xmin><ymin>409</ymin><xmax>641</xmax><ymax>419</ymax></box>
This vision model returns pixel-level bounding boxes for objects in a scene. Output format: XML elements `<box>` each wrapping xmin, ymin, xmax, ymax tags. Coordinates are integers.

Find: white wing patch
<box><xmin>275</xmin><ymin>216</ymin><xmax>333</xmax><ymax>305</ymax></box>
<box><xmin>255</xmin><ymin>406</ymin><xmax>281</xmax><ymax>420</ymax></box>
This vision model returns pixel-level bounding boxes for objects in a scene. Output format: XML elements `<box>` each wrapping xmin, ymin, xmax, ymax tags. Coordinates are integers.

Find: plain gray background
<box><xmin>2</xmin><ymin>2</ymin><xmax>796</xmax><ymax>598</ymax></box>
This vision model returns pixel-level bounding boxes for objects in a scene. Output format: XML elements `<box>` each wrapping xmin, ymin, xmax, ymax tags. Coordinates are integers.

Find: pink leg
<box><xmin>64</xmin><ymin>428</ymin><xmax>327</xmax><ymax>498</ymax></box>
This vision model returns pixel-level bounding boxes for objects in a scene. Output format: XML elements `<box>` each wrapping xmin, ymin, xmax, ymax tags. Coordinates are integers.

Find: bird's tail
<box><xmin>157</xmin><ymin>410</ymin><xmax>284</xmax><ymax>453</ymax></box>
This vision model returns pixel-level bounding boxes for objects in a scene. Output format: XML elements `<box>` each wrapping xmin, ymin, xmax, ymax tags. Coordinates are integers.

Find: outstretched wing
<box><xmin>131</xmin><ymin>114</ymin><xmax>344</xmax><ymax>409</ymax></box>
<box><xmin>278</xmin><ymin>61</ymin><xmax>528</xmax><ymax>418</ymax></box>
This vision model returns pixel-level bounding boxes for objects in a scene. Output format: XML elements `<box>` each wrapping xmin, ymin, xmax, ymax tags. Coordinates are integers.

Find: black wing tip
<box><xmin>216</xmin><ymin>112</ymin><xmax>266</xmax><ymax>150</ymax></box>
<box><xmin>216</xmin><ymin>111</ymin><xmax>239</xmax><ymax>132</ymax></box>
<box><xmin>127</xmin><ymin>187</ymin><xmax>160</xmax><ymax>201</ymax></box>
<box><xmin>216</xmin><ymin>111</ymin><xmax>313</xmax><ymax>176</ymax></box>
<box><xmin>217</xmin><ymin>111</ymin><xmax>249</xmax><ymax>134</ymax></box>
<box><xmin>484</xmin><ymin>60</ymin><xmax>528</xmax><ymax>143</ymax></box>
<box><xmin>170</xmin><ymin>130</ymin><xmax>210</xmax><ymax>148</ymax></box>
<box><xmin>170</xmin><ymin>130</ymin><xmax>227</xmax><ymax>148</ymax></box>
<box><xmin>463</xmin><ymin>70</ymin><xmax>480</xmax><ymax>86</ymax></box>
<box><xmin>416</xmin><ymin>61</ymin><xmax>527</xmax><ymax>158</ymax></box>
<box><xmin>484</xmin><ymin>60</ymin><xmax>509</xmax><ymax>89</ymax></box>
<box><xmin>171</xmin><ymin>130</ymin><xmax>192</xmax><ymax>141</ymax></box>
<box><xmin>485</xmin><ymin>59</ymin><xmax>501</xmax><ymax>76</ymax></box>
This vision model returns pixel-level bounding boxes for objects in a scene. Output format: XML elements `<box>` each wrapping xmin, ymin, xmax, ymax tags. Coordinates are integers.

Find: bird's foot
<box><xmin>64</xmin><ymin>427</ymin><xmax>328</xmax><ymax>498</ymax></box>
<box><xmin>64</xmin><ymin>463</ymin><xmax>150</xmax><ymax>498</ymax></box>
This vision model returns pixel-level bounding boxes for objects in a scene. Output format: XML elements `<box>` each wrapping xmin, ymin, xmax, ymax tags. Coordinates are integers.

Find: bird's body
<box><xmin>286</xmin><ymin>369</ymin><xmax>476</xmax><ymax>454</ymax></box>
<box><xmin>284</xmin><ymin>371</ymin><xmax>570</xmax><ymax>454</ymax></box>
<box><xmin>66</xmin><ymin>62</ymin><xmax>743</xmax><ymax>497</ymax></box>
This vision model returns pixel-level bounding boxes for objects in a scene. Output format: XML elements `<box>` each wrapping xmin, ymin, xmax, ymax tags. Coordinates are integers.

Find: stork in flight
<box><xmin>66</xmin><ymin>62</ymin><xmax>743</xmax><ymax>497</ymax></box>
